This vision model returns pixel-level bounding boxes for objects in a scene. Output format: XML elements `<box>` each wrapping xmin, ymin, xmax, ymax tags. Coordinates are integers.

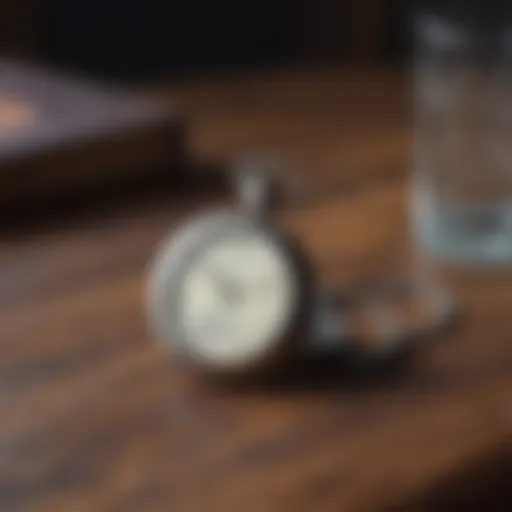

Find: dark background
<box><xmin>1</xmin><ymin>0</ymin><xmax>411</xmax><ymax>80</ymax></box>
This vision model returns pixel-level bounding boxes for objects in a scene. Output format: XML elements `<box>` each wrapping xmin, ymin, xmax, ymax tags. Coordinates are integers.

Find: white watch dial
<box><xmin>178</xmin><ymin>232</ymin><xmax>297</xmax><ymax>368</ymax></box>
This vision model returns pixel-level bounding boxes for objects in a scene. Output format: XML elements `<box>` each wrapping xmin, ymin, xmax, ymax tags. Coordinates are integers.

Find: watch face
<box><xmin>148</xmin><ymin>213</ymin><xmax>307</xmax><ymax>373</ymax></box>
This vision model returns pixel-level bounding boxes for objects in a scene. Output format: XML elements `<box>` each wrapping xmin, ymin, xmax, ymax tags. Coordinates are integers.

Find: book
<box><xmin>0</xmin><ymin>59</ymin><xmax>184</xmax><ymax>209</ymax></box>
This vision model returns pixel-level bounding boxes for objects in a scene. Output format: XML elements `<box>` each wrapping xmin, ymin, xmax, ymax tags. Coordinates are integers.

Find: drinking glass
<box><xmin>412</xmin><ymin>4</ymin><xmax>512</xmax><ymax>264</ymax></box>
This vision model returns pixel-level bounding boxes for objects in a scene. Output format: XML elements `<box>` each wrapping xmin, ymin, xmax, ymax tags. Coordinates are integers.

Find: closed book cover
<box><xmin>0</xmin><ymin>59</ymin><xmax>184</xmax><ymax>208</ymax></box>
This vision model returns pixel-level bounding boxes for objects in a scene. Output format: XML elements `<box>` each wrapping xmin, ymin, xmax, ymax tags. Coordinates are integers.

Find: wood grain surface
<box><xmin>2</xmin><ymin>70</ymin><xmax>512</xmax><ymax>511</ymax></box>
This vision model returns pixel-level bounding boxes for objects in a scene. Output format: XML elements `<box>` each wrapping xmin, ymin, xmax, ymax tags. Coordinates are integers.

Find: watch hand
<box><xmin>209</xmin><ymin>267</ymin><xmax>245</xmax><ymax>304</ymax></box>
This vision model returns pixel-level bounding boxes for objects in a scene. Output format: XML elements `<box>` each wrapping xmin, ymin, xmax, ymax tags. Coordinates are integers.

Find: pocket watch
<box><xmin>147</xmin><ymin>159</ymin><xmax>458</xmax><ymax>381</ymax></box>
<box><xmin>147</xmin><ymin>161</ymin><xmax>314</xmax><ymax>378</ymax></box>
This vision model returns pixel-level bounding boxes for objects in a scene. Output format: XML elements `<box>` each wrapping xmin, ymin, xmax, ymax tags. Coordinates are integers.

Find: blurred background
<box><xmin>0</xmin><ymin>0</ymin><xmax>416</xmax><ymax>214</ymax></box>
<box><xmin>1</xmin><ymin>0</ymin><xmax>410</xmax><ymax>78</ymax></box>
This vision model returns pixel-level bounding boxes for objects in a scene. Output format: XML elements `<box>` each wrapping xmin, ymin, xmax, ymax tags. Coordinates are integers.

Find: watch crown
<box><xmin>232</xmin><ymin>155</ymin><xmax>286</xmax><ymax>217</ymax></box>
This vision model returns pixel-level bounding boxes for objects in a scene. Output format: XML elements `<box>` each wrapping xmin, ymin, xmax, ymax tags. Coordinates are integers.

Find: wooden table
<box><xmin>2</xmin><ymin>70</ymin><xmax>512</xmax><ymax>511</ymax></box>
